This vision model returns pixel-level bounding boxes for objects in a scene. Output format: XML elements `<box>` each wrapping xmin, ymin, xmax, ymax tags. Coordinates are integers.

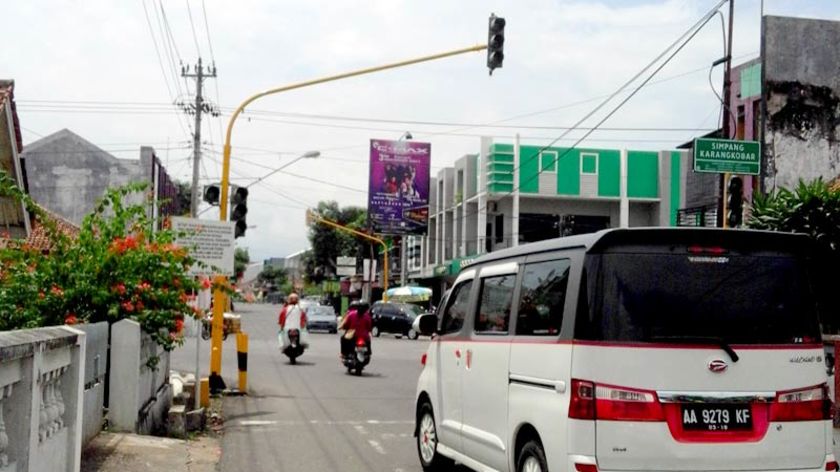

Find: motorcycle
<box><xmin>342</xmin><ymin>336</ymin><xmax>371</xmax><ymax>375</ymax></box>
<box><xmin>283</xmin><ymin>328</ymin><xmax>305</xmax><ymax>364</ymax></box>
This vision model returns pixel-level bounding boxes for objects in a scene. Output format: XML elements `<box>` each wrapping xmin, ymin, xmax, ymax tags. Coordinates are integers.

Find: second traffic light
<box><xmin>487</xmin><ymin>13</ymin><xmax>506</xmax><ymax>75</ymax></box>
<box><xmin>726</xmin><ymin>176</ymin><xmax>744</xmax><ymax>228</ymax></box>
<box><xmin>230</xmin><ymin>186</ymin><xmax>249</xmax><ymax>238</ymax></box>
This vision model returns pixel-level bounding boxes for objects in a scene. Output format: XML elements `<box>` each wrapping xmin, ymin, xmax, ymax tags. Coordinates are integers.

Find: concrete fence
<box><xmin>76</xmin><ymin>322</ymin><xmax>108</xmax><ymax>446</ymax></box>
<box><xmin>0</xmin><ymin>326</ymin><xmax>86</xmax><ymax>472</ymax></box>
<box><xmin>108</xmin><ymin>319</ymin><xmax>171</xmax><ymax>434</ymax></box>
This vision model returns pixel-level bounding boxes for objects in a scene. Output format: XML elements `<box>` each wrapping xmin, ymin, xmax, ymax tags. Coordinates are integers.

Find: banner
<box><xmin>367</xmin><ymin>139</ymin><xmax>430</xmax><ymax>235</ymax></box>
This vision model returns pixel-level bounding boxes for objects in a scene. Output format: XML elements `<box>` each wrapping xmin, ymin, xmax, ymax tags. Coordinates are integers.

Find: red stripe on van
<box><xmin>435</xmin><ymin>337</ymin><xmax>822</xmax><ymax>350</ymax></box>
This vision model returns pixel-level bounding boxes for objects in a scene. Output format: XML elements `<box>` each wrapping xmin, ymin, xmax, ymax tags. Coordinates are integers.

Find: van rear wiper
<box><xmin>649</xmin><ymin>335</ymin><xmax>739</xmax><ymax>363</ymax></box>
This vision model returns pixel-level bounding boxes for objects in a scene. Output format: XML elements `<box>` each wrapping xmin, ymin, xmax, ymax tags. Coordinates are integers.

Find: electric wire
<box><xmin>185</xmin><ymin>0</ymin><xmax>203</xmax><ymax>59</ymax></box>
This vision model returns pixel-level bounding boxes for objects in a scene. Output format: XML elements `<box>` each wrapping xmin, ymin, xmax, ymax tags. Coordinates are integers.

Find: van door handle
<box><xmin>509</xmin><ymin>374</ymin><xmax>567</xmax><ymax>393</ymax></box>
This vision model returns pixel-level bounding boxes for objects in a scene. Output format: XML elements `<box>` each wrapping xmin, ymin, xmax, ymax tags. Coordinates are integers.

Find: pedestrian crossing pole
<box><xmin>236</xmin><ymin>332</ymin><xmax>248</xmax><ymax>392</ymax></box>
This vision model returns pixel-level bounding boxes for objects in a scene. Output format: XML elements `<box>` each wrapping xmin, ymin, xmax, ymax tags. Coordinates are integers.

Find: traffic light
<box><xmin>230</xmin><ymin>186</ymin><xmax>248</xmax><ymax>238</ymax></box>
<box><xmin>487</xmin><ymin>13</ymin><xmax>506</xmax><ymax>75</ymax></box>
<box><xmin>727</xmin><ymin>176</ymin><xmax>744</xmax><ymax>228</ymax></box>
<box><xmin>203</xmin><ymin>184</ymin><xmax>220</xmax><ymax>206</ymax></box>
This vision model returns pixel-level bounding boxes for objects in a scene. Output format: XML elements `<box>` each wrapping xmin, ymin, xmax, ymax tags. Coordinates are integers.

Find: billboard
<box><xmin>367</xmin><ymin>139</ymin><xmax>430</xmax><ymax>235</ymax></box>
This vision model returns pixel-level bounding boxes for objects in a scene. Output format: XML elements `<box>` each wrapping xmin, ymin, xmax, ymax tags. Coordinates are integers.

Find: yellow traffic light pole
<box><xmin>208</xmin><ymin>44</ymin><xmax>488</xmax><ymax>392</ymax></box>
<box><xmin>306</xmin><ymin>210</ymin><xmax>389</xmax><ymax>300</ymax></box>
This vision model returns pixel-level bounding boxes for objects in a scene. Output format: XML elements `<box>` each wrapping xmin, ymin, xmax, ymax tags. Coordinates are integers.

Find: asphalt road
<box><xmin>171</xmin><ymin>302</ymin><xmax>432</xmax><ymax>472</ymax></box>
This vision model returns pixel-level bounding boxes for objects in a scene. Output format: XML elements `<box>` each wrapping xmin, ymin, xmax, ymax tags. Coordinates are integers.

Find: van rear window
<box><xmin>574</xmin><ymin>252</ymin><xmax>821</xmax><ymax>345</ymax></box>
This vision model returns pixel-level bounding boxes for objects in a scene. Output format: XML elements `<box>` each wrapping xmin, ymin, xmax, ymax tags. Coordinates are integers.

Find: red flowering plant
<box><xmin>0</xmin><ymin>173</ymin><xmax>198</xmax><ymax>352</ymax></box>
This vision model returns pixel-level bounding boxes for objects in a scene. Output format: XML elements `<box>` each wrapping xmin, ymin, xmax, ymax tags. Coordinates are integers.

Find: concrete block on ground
<box><xmin>167</xmin><ymin>405</ymin><xmax>186</xmax><ymax>439</ymax></box>
<box><xmin>186</xmin><ymin>408</ymin><xmax>206</xmax><ymax>432</ymax></box>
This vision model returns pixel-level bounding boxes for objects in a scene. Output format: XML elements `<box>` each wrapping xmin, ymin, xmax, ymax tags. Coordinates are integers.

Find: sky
<box><xmin>4</xmin><ymin>0</ymin><xmax>840</xmax><ymax>262</ymax></box>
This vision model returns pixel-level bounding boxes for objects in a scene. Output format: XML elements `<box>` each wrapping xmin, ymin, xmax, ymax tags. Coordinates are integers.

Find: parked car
<box><xmin>413</xmin><ymin>228</ymin><xmax>832</xmax><ymax>472</ymax></box>
<box><xmin>306</xmin><ymin>305</ymin><xmax>338</xmax><ymax>333</ymax></box>
<box><xmin>266</xmin><ymin>292</ymin><xmax>285</xmax><ymax>305</ymax></box>
<box><xmin>371</xmin><ymin>302</ymin><xmax>422</xmax><ymax>339</ymax></box>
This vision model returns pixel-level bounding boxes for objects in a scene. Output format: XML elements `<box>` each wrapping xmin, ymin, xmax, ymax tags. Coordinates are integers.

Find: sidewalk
<box><xmin>81</xmin><ymin>432</ymin><xmax>220</xmax><ymax>472</ymax></box>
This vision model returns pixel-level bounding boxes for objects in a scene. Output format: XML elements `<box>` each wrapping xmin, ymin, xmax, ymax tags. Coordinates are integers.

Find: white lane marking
<box><xmin>367</xmin><ymin>439</ymin><xmax>387</xmax><ymax>455</ymax></box>
<box><xmin>354</xmin><ymin>425</ymin><xmax>368</xmax><ymax>435</ymax></box>
<box><xmin>239</xmin><ymin>420</ymin><xmax>278</xmax><ymax>426</ymax></box>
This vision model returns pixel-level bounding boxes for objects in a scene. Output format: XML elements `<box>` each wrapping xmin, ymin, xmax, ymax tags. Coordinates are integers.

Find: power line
<box><xmin>185</xmin><ymin>0</ymin><xmax>203</xmax><ymax>58</ymax></box>
<box><xmin>141</xmin><ymin>0</ymin><xmax>175</xmax><ymax>107</ymax></box>
<box><xmin>200</xmin><ymin>0</ymin><xmax>216</xmax><ymax>63</ymax></box>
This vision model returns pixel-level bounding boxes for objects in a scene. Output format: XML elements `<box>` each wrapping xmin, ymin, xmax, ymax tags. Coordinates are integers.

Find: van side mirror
<box><xmin>413</xmin><ymin>313</ymin><xmax>438</xmax><ymax>336</ymax></box>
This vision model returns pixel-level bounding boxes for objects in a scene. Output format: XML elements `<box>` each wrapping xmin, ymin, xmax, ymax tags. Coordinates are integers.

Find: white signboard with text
<box><xmin>172</xmin><ymin>217</ymin><xmax>235</xmax><ymax>276</ymax></box>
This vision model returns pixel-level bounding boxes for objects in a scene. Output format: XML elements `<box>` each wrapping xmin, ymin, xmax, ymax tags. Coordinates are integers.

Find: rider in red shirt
<box><xmin>340</xmin><ymin>301</ymin><xmax>372</xmax><ymax>357</ymax></box>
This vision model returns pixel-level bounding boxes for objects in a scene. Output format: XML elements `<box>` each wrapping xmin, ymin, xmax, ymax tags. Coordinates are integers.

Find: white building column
<box><xmin>477</xmin><ymin>137</ymin><xmax>491</xmax><ymax>254</ymax></box>
<box><xmin>512</xmin><ymin>133</ymin><xmax>521</xmax><ymax>247</ymax></box>
<box><xmin>620</xmin><ymin>148</ymin><xmax>629</xmax><ymax>228</ymax></box>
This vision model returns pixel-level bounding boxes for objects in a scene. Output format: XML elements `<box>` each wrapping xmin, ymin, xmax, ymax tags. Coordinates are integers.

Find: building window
<box><xmin>581</xmin><ymin>152</ymin><xmax>598</xmax><ymax>175</ymax></box>
<box><xmin>539</xmin><ymin>151</ymin><xmax>558</xmax><ymax>173</ymax></box>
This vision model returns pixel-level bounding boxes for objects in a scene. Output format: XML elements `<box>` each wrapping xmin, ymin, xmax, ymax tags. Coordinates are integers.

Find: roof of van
<box><xmin>468</xmin><ymin>227</ymin><xmax>814</xmax><ymax>267</ymax></box>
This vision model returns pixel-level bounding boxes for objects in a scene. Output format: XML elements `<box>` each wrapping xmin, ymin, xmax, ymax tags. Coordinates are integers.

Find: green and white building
<box><xmin>406</xmin><ymin>137</ymin><xmax>690</xmax><ymax>284</ymax></box>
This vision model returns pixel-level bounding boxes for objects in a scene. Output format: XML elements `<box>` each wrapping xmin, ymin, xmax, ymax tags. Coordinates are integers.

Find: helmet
<box><xmin>349</xmin><ymin>300</ymin><xmax>370</xmax><ymax>314</ymax></box>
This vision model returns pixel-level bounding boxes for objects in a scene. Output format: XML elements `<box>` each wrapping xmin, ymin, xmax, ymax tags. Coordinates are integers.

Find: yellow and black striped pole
<box><xmin>236</xmin><ymin>332</ymin><xmax>248</xmax><ymax>392</ymax></box>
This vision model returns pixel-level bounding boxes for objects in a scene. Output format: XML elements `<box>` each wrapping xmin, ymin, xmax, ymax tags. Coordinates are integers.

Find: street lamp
<box><xmin>246</xmin><ymin>150</ymin><xmax>320</xmax><ymax>189</ymax></box>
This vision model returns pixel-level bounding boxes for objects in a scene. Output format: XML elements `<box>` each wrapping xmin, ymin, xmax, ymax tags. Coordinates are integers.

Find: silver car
<box><xmin>306</xmin><ymin>305</ymin><xmax>338</xmax><ymax>333</ymax></box>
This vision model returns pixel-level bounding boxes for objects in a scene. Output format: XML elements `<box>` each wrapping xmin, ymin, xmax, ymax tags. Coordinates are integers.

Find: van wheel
<box><xmin>417</xmin><ymin>402</ymin><xmax>453</xmax><ymax>471</ymax></box>
<box><xmin>407</xmin><ymin>329</ymin><xmax>419</xmax><ymax>340</ymax></box>
<box><xmin>372</xmin><ymin>326</ymin><xmax>380</xmax><ymax>337</ymax></box>
<box><xmin>517</xmin><ymin>440</ymin><xmax>548</xmax><ymax>472</ymax></box>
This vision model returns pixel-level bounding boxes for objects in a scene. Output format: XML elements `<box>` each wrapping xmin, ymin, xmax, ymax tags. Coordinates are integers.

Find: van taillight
<box><xmin>569</xmin><ymin>380</ymin><xmax>664</xmax><ymax>421</ymax></box>
<box><xmin>575</xmin><ymin>463</ymin><xmax>598</xmax><ymax>472</ymax></box>
<box><xmin>770</xmin><ymin>384</ymin><xmax>831</xmax><ymax>421</ymax></box>
<box><xmin>569</xmin><ymin>380</ymin><xmax>596</xmax><ymax>419</ymax></box>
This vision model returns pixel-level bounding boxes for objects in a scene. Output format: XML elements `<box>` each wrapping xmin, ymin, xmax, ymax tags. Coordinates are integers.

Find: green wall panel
<box><xmin>627</xmin><ymin>151</ymin><xmax>659</xmax><ymax>198</ymax></box>
<box><xmin>556</xmin><ymin>147</ymin><xmax>580</xmax><ymax>195</ymax></box>
<box><xmin>597</xmin><ymin>150</ymin><xmax>620</xmax><ymax>197</ymax></box>
<box><xmin>670</xmin><ymin>152</ymin><xmax>682</xmax><ymax>226</ymax></box>
<box><xmin>519</xmin><ymin>145</ymin><xmax>541</xmax><ymax>194</ymax></box>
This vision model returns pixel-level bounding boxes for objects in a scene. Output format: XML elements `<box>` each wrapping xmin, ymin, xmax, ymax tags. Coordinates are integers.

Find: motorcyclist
<box><xmin>278</xmin><ymin>292</ymin><xmax>306</xmax><ymax>330</ymax></box>
<box><xmin>339</xmin><ymin>300</ymin><xmax>372</xmax><ymax>359</ymax></box>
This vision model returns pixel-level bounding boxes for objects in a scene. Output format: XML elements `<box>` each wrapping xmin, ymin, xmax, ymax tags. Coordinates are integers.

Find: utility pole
<box><xmin>181</xmin><ymin>58</ymin><xmax>218</xmax><ymax>217</ymax></box>
<box><xmin>721</xmin><ymin>0</ymin><xmax>735</xmax><ymax>227</ymax></box>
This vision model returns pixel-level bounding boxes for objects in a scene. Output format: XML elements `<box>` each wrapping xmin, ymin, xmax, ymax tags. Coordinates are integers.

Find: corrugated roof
<box><xmin>0</xmin><ymin>205</ymin><xmax>79</xmax><ymax>252</ymax></box>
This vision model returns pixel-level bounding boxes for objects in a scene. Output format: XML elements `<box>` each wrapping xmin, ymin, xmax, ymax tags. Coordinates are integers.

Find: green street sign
<box><xmin>693</xmin><ymin>138</ymin><xmax>760</xmax><ymax>175</ymax></box>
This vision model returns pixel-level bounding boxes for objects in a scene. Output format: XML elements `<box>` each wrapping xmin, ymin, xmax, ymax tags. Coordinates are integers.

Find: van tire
<box><xmin>517</xmin><ymin>440</ymin><xmax>548</xmax><ymax>472</ymax></box>
<box><xmin>372</xmin><ymin>326</ymin><xmax>381</xmax><ymax>337</ymax></box>
<box><xmin>416</xmin><ymin>402</ymin><xmax>453</xmax><ymax>471</ymax></box>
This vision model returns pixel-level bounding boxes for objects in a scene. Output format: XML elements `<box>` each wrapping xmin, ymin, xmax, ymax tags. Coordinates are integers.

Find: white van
<box><xmin>413</xmin><ymin>228</ymin><xmax>833</xmax><ymax>472</ymax></box>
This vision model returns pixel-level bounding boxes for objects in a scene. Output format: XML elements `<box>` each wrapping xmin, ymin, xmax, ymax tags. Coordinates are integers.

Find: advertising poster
<box><xmin>367</xmin><ymin>139</ymin><xmax>430</xmax><ymax>235</ymax></box>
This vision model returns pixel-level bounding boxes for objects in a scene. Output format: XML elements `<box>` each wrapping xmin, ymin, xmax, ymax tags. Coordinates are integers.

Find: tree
<box><xmin>234</xmin><ymin>247</ymin><xmax>250</xmax><ymax>281</ymax></box>
<box><xmin>306</xmin><ymin>201</ymin><xmax>368</xmax><ymax>283</ymax></box>
<box><xmin>748</xmin><ymin>179</ymin><xmax>840</xmax><ymax>253</ymax></box>
<box><xmin>174</xmin><ymin>181</ymin><xmax>192</xmax><ymax>216</ymax></box>
<box><xmin>257</xmin><ymin>265</ymin><xmax>287</xmax><ymax>290</ymax></box>
<box><xmin>0</xmin><ymin>171</ymin><xmax>199</xmax><ymax>351</ymax></box>
<box><xmin>748</xmin><ymin>178</ymin><xmax>840</xmax><ymax>331</ymax></box>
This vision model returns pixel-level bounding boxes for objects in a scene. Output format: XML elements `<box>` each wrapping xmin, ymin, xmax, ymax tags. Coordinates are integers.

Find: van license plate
<box><xmin>681</xmin><ymin>404</ymin><xmax>752</xmax><ymax>431</ymax></box>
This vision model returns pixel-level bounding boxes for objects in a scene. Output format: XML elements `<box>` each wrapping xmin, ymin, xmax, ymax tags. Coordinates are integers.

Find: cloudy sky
<box><xmin>5</xmin><ymin>0</ymin><xmax>840</xmax><ymax>262</ymax></box>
